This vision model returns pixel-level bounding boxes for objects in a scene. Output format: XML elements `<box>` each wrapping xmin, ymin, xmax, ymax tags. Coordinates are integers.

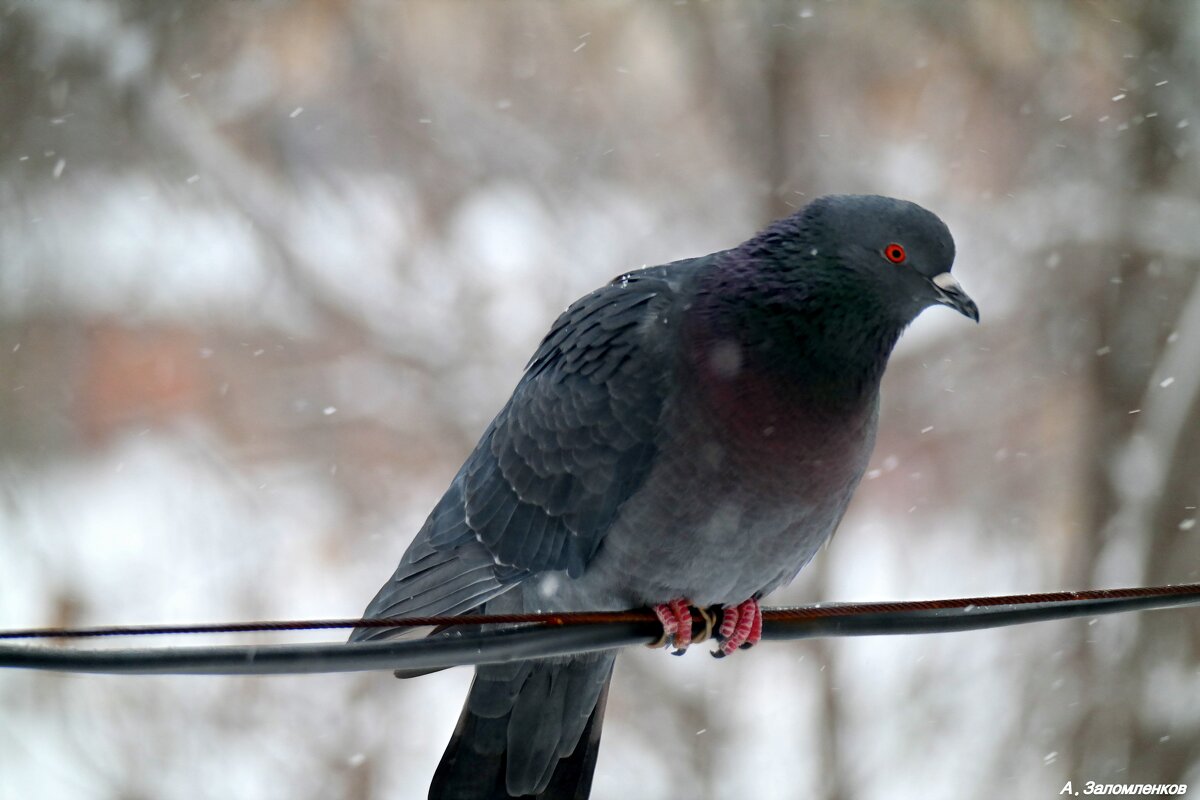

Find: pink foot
<box><xmin>652</xmin><ymin>598</ymin><xmax>694</xmax><ymax>653</ymax></box>
<box><xmin>713</xmin><ymin>598</ymin><xmax>763</xmax><ymax>658</ymax></box>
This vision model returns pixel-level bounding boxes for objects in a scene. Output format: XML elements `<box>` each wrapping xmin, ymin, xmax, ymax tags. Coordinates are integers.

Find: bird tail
<box><xmin>429</xmin><ymin>653</ymin><xmax>615</xmax><ymax>800</ymax></box>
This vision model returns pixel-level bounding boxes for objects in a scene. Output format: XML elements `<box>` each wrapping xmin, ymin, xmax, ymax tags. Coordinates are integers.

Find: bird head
<box><xmin>800</xmin><ymin>194</ymin><xmax>979</xmax><ymax>324</ymax></box>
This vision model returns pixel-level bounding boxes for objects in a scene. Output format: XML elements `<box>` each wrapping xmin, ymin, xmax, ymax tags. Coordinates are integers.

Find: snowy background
<box><xmin>1</xmin><ymin>2</ymin><xmax>1199</xmax><ymax>798</ymax></box>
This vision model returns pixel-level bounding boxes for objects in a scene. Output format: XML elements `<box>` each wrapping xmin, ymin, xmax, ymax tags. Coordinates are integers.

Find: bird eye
<box><xmin>884</xmin><ymin>243</ymin><xmax>907</xmax><ymax>264</ymax></box>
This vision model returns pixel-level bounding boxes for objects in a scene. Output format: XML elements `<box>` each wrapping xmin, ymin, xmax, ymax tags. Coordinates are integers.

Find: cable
<box><xmin>0</xmin><ymin>623</ymin><xmax>655</xmax><ymax>675</ymax></box>
<box><xmin>1</xmin><ymin>584</ymin><xmax>1197</xmax><ymax>675</ymax></box>
<box><xmin>3</xmin><ymin>583</ymin><xmax>1195</xmax><ymax>640</ymax></box>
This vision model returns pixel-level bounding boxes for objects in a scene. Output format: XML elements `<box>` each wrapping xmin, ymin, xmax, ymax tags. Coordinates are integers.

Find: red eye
<box><xmin>884</xmin><ymin>243</ymin><xmax>907</xmax><ymax>264</ymax></box>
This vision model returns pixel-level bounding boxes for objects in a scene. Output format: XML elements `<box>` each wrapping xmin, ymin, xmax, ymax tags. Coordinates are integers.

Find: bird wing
<box><xmin>352</xmin><ymin>261</ymin><xmax>694</xmax><ymax>636</ymax></box>
<box><xmin>442</xmin><ymin>263</ymin><xmax>687</xmax><ymax>577</ymax></box>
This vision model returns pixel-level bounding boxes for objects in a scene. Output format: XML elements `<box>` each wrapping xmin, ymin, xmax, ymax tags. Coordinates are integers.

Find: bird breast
<box><xmin>563</xmin><ymin>350</ymin><xmax>878</xmax><ymax>609</ymax></box>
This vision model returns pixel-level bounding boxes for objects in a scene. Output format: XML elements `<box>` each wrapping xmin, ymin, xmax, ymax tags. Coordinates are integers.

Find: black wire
<box><xmin>760</xmin><ymin>591</ymin><xmax>1200</xmax><ymax>639</ymax></box>
<box><xmin>0</xmin><ymin>623</ymin><xmax>658</xmax><ymax>676</ymax></box>
<box><xmin>1</xmin><ymin>591</ymin><xmax>1196</xmax><ymax>676</ymax></box>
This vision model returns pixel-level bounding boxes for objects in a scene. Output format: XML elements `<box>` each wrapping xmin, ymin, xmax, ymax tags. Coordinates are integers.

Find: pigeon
<box><xmin>351</xmin><ymin>194</ymin><xmax>978</xmax><ymax>799</ymax></box>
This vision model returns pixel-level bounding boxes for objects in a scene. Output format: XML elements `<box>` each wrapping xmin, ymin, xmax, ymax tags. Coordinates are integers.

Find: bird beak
<box><xmin>930</xmin><ymin>272</ymin><xmax>979</xmax><ymax>322</ymax></box>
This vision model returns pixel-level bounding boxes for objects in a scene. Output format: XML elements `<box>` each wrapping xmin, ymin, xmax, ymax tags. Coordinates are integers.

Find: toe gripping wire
<box><xmin>1</xmin><ymin>584</ymin><xmax>1199</xmax><ymax>676</ymax></box>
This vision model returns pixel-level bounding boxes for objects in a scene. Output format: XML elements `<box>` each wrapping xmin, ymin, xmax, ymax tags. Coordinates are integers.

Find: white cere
<box><xmin>931</xmin><ymin>272</ymin><xmax>959</xmax><ymax>290</ymax></box>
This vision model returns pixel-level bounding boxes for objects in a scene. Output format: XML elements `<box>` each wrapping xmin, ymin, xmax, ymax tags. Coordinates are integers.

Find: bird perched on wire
<box><xmin>352</xmin><ymin>194</ymin><xmax>979</xmax><ymax>799</ymax></box>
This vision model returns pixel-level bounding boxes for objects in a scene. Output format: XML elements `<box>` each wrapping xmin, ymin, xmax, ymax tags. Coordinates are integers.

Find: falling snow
<box><xmin>2</xmin><ymin>5</ymin><xmax>1197</xmax><ymax>800</ymax></box>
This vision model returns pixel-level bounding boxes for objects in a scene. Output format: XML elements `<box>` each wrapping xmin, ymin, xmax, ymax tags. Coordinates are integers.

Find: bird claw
<box><xmin>711</xmin><ymin>598</ymin><xmax>762</xmax><ymax>658</ymax></box>
<box><xmin>651</xmin><ymin>598</ymin><xmax>693</xmax><ymax>652</ymax></box>
<box><xmin>650</xmin><ymin>600</ymin><xmax>718</xmax><ymax>654</ymax></box>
